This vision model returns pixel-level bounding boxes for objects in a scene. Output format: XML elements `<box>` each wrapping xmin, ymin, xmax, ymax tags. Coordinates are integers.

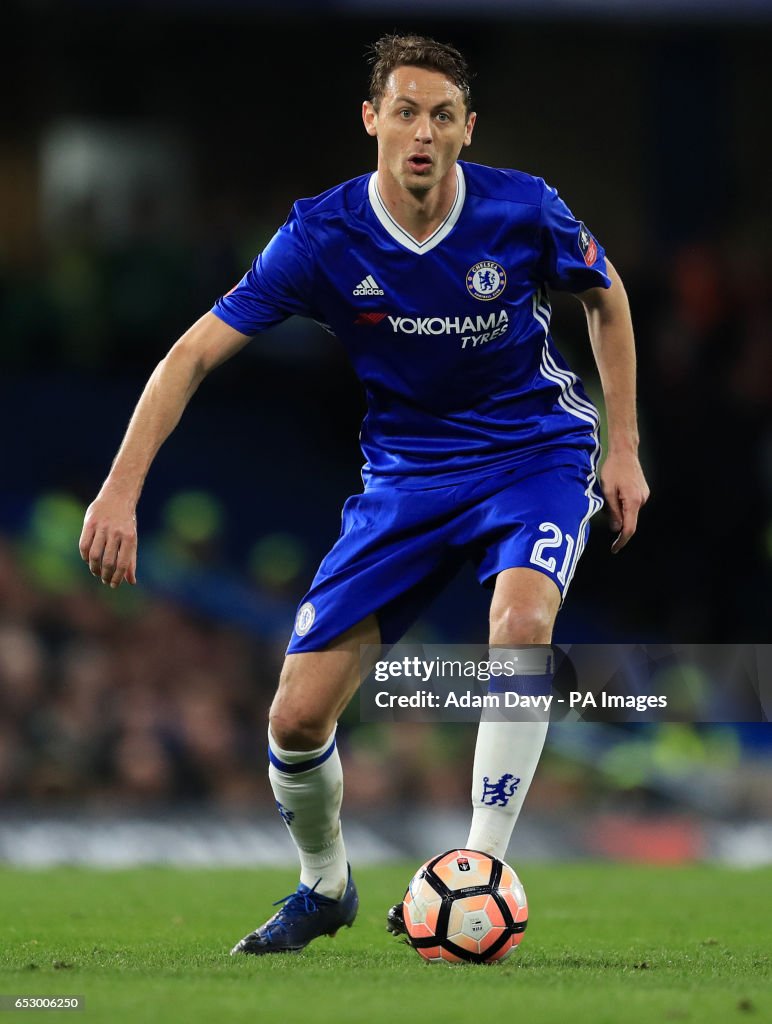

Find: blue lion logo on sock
<box><xmin>275</xmin><ymin>800</ymin><xmax>295</xmax><ymax>825</ymax></box>
<box><xmin>481</xmin><ymin>773</ymin><xmax>521</xmax><ymax>807</ymax></box>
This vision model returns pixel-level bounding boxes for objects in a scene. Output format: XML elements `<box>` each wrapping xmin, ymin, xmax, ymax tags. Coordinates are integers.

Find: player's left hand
<box><xmin>599</xmin><ymin>452</ymin><xmax>650</xmax><ymax>554</ymax></box>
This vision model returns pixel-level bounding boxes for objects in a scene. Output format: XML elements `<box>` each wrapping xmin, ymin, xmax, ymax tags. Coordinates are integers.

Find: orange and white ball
<box><xmin>402</xmin><ymin>849</ymin><xmax>528</xmax><ymax>964</ymax></box>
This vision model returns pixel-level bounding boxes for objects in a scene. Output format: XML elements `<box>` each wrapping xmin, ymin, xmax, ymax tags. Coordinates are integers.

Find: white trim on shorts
<box><xmin>532</xmin><ymin>290</ymin><xmax>604</xmax><ymax>595</ymax></box>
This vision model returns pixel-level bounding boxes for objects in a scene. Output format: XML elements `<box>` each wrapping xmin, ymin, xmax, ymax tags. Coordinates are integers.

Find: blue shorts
<box><xmin>287</xmin><ymin>451</ymin><xmax>603</xmax><ymax>652</ymax></box>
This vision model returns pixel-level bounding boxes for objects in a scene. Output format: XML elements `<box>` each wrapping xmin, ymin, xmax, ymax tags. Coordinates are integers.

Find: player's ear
<box><xmin>362</xmin><ymin>101</ymin><xmax>378</xmax><ymax>137</ymax></box>
<box><xmin>463</xmin><ymin>111</ymin><xmax>477</xmax><ymax>147</ymax></box>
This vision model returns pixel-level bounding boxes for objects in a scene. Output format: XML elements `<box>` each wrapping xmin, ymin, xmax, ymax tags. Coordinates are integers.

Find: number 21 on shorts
<box><xmin>529</xmin><ymin>522</ymin><xmax>575</xmax><ymax>586</ymax></box>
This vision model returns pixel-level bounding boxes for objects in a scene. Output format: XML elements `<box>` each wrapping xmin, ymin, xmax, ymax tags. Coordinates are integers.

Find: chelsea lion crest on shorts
<box><xmin>295</xmin><ymin>602</ymin><xmax>316</xmax><ymax>636</ymax></box>
<box><xmin>466</xmin><ymin>261</ymin><xmax>507</xmax><ymax>301</ymax></box>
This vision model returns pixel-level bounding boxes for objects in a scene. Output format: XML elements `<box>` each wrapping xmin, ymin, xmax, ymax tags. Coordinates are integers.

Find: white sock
<box><xmin>465</xmin><ymin>646</ymin><xmax>553</xmax><ymax>860</ymax></box>
<box><xmin>268</xmin><ymin>727</ymin><xmax>348</xmax><ymax>899</ymax></box>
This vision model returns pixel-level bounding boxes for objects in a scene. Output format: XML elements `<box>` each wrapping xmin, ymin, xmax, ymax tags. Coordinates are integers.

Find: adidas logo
<box><xmin>353</xmin><ymin>274</ymin><xmax>385</xmax><ymax>296</ymax></box>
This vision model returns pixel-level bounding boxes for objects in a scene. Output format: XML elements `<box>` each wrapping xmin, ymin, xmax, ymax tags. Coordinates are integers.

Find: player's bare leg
<box><xmin>488</xmin><ymin>566</ymin><xmax>561</xmax><ymax>647</ymax></box>
<box><xmin>232</xmin><ymin>615</ymin><xmax>380</xmax><ymax>955</ymax></box>
<box><xmin>465</xmin><ymin>566</ymin><xmax>560</xmax><ymax>858</ymax></box>
<box><xmin>270</xmin><ymin>613</ymin><xmax>381</xmax><ymax>751</ymax></box>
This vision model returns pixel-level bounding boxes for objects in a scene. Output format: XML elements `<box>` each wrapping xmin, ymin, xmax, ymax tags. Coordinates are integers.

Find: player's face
<box><xmin>362</xmin><ymin>66</ymin><xmax>476</xmax><ymax>196</ymax></box>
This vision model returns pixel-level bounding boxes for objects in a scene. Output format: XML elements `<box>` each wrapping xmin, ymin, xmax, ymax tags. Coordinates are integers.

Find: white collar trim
<box><xmin>367</xmin><ymin>164</ymin><xmax>465</xmax><ymax>255</ymax></box>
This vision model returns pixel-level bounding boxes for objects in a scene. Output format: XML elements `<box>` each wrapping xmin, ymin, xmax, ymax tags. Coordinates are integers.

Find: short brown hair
<box><xmin>368</xmin><ymin>33</ymin><xmax>473</xmax><ymax>114</ymax></box>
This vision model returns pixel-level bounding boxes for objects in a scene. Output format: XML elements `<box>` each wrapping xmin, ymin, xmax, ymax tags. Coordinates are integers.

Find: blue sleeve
<box><xmin>211</xmin><ymin>205</ymin><xmax>315</xmax><ymax>335</ymax></box>
<box><xmin>538</xmin><ymin>180</ymin><xmax>611</xmax><ymax>293</ymax></box>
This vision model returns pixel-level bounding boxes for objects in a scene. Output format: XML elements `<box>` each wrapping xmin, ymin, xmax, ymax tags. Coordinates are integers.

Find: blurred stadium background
<box><xmin>1</xmin><ymin>0</ymin><xmax>770</xmax><ymax>869</ymax></box>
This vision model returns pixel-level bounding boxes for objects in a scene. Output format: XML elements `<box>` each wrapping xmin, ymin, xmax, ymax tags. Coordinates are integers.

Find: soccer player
<box><xmin>79</xmin><ymin>34</ymin><xmax>649</xmax><ymax>954</ymax></box>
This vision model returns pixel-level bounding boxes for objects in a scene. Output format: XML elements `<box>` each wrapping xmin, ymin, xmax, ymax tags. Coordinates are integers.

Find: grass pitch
<box><xmin>0</xmin><ymin>863</ymin><xmax>769</xmax><ymax>1024</ymax></box>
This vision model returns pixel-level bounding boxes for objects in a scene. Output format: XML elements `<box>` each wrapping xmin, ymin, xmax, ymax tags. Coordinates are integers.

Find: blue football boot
<box><xmin>230</xmin><ymin>868</ymin><xmax>358</xmax><ymax>955</ymax></box>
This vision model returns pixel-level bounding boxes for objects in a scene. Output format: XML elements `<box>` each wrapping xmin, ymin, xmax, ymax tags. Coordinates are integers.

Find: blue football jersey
<box><xmin>212</xmin><ymin>161</ymin><xmax>610</xmax><ymax>486</ymax></box>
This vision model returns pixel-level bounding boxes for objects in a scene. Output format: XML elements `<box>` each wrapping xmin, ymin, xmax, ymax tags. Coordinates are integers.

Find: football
<box><xmin>402</xmin><ymin>849</ymin><xmax>528</xmax><ymax>963</ymax></box>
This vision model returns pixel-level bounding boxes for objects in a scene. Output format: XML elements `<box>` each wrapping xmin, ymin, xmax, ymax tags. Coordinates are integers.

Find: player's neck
<box><xmin>376</xmin><ymin>165</ymin><xmax>458</xmax><ymax>244</ymax></box>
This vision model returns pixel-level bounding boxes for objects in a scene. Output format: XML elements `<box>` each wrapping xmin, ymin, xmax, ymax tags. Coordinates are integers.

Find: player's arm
<box><xmin>78</xmin><ymin>312</ymin><xmax>251</xmax><ymax>588</ymax></box>
<box><xmin>576</xmin><ymin>260</ymin><xmax>650</xmax><ymax>553</ymax></box>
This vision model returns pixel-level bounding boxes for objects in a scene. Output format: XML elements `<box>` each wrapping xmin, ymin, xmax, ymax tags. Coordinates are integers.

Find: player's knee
<box><xmin>489</xmin><ymin>601</ymin><xmax>555</xmax><ymax>645</ymax></box>
<box><xmin>269</xmin><ymin>654</ymin><xmax>342</xmax><ymax>749</ymax></box>
<box><xmin>269</xmin><ymin>704</ymin><xmax>333</xmax><ymax>752</ymax></box>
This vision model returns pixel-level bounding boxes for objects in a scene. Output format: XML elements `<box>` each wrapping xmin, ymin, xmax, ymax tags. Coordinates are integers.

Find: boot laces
<box><xmin>260</xmin><ymin>879</ymin><xmax>325</xmax><ymax>942</ymax></box>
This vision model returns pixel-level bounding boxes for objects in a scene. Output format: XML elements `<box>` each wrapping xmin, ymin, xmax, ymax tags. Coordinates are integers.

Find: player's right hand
<box><xmin>78</xmin><ymin>494</ymin><xmax>138</xmax><ymax>589</ymax></box>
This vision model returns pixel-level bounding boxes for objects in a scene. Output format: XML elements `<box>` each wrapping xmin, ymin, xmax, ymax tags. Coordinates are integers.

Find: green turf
<box><xmin>0</xmin><ymin>864</ymin><xmax>769</xmax><ymax>1024</ymax></box>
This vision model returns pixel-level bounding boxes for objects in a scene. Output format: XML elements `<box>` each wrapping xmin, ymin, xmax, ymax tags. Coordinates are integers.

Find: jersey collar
<box><xmin>367</xmin><ymin>163</ymin><xmax>466</xmax><ymax>256</ymax></box>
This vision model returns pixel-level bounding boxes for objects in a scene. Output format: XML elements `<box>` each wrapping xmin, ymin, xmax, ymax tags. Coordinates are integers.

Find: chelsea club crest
<box><xmin>466</xmin><ymin>260</ymin><xmax>507</xmax><ymax>301</ymax></box>
<box><xmin>295</xmin><ymin>602</ymin><xmax>316</xmax><ymax>636</ymax></box>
